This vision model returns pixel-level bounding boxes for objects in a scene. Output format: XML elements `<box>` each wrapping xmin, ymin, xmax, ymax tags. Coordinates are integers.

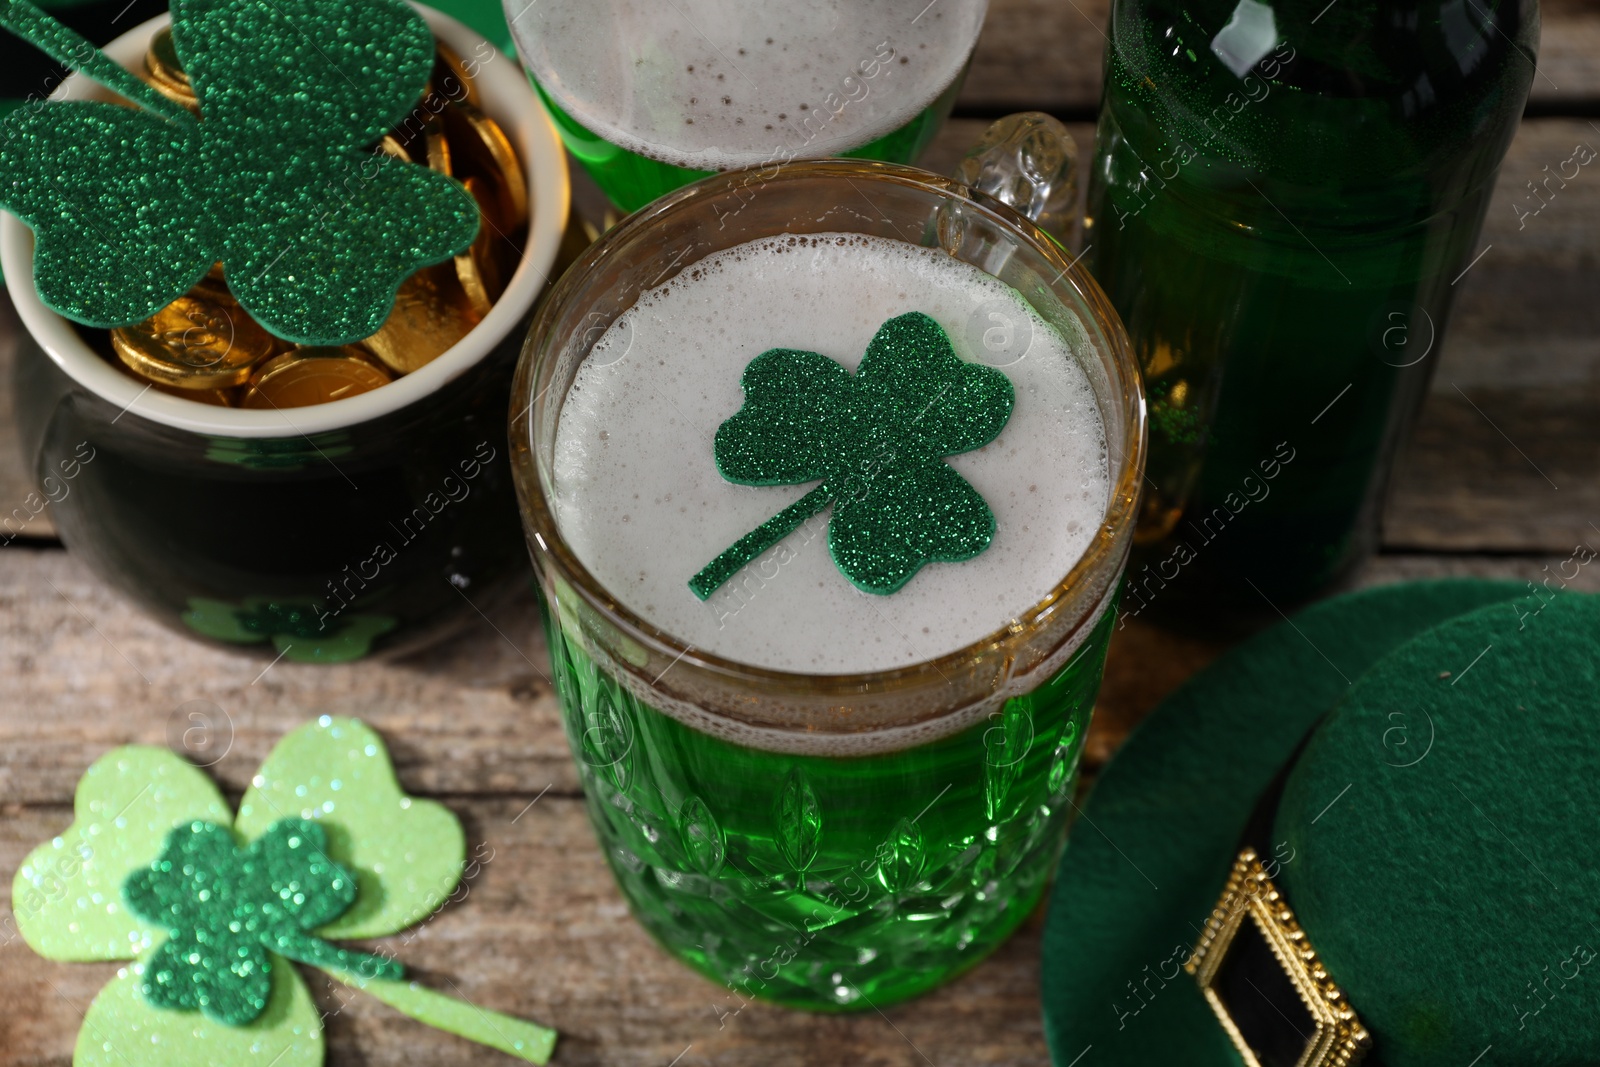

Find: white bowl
<box><xmin>0</xmin><ymin>3</ymin><xmax>568</xmax><ymax>438</ymax></box>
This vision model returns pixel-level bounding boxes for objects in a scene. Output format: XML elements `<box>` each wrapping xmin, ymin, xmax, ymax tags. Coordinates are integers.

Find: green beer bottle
<box><xmin>1087</xmin><ymin>0</ymin><xmax>1538</xmax><ymax>624</ymax></box>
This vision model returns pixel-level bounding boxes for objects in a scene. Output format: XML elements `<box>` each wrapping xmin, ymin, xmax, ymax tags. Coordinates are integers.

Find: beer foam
<box><xmin>550</xmin><ymin>233</ymin><xmax>1109</xmax><ymax>675</ymax></box>
<box><xmin>508</xmin><ymin>0</ymin><xmax>988</xmax><ymax>171</ymax></box>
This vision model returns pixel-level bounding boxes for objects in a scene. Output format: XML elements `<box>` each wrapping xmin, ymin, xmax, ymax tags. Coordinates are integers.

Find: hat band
<box><xmin>1184</xmin><ymin>720</ymin><xmax>1375</xmax><ymax>1067</ymax></box>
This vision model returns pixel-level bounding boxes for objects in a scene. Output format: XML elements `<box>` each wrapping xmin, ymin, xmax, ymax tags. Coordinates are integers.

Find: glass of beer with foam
<box><xmin>510</xmin><ymin>160</ymin><xmax>1144</xmax><ymax>1009</ymax></box>
<box><xmin>503</xmin><ymin>0</ymin><xmax>987</xmax><ymax>212</ymax></box>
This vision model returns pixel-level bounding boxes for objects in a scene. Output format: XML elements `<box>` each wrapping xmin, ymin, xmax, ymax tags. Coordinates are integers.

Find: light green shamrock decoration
<box><xmin>0</xmin><ymin>0</ymin><xmax>479</xmax><ymax>344</ymax></box>
<box><xmin>11</xmin><ymin>717</ymin><xmax>557</xmax><ymax>1065</ymax></box>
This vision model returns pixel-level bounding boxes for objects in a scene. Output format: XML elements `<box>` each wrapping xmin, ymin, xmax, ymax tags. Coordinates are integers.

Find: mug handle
<box><xmin>954</xmin><ymin>112</ymin><xmax>1079</xmax><ymax>248</ymax></box>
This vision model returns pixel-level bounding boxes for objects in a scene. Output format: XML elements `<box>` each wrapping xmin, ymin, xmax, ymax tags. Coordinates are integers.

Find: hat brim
<box><xmin>1041</xmin><ymin>579</ymin><xmax>1526</xmax><ymax>1066</ymax></box>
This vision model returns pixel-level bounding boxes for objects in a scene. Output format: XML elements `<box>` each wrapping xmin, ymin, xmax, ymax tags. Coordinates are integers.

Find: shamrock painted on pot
<box><xmin>11</xmin><ymin>717</ymin><xmax>556</xmax><ymax>1065</ymax></box>
<box><xmin>182</xmin><ymin>597</ymin><xmax>395</xmax><ymax>663</ymax></box>
<box><xmin>202</xmin><ymin>437</ymin><xmax>354</xmax><ymax>472</ymax></box>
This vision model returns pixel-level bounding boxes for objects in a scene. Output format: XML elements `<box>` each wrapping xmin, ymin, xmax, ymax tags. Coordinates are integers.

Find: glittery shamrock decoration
<box><xmin>690</xmin><ymin>312</ymin><xmax>1015</xmax><ymax>599</ymax></box>
<box><xmin>11</xmin><ymin>717</ymin><xmax>557</xmax><ymax>1065</ymax></box>
<box><xmin>0</xmin><ymin>0</ymin><xmax>479</xmax><ymax>344</ymax></box>
<box><xmin>124</xmin><ymin>819</ymin><xmax>403</xmax><ymax>1024</ymax></box>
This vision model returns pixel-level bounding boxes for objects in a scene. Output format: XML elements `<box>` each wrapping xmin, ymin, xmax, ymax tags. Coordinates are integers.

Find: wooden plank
<box><xmin>1435</xmin><ymin>118</ymin><xmax>1600</xmax><ymax>391</ymax></box>
<box><xmin>1381</xmin><ymin>116</ymin><xmax>1600</xmax><ymax>553</ymax></box>
<box><xmin>962</xmin><ymin>0</ymin><xmax>1110</xmax><ymax>116</ymax></box>
<box><xmin>0</xmin><ymin>293</ymin><xmax>53</xmax><ymax>542</ymax></box>
<box><xmin>1089</xmin><ymin>616</ymin><xmax>1228</xmax><ymax>767</ymax></box>
<box><xmin>5</xmin><ymin>542</ymin><xmax>1596</xmax><ymax>812</ymax></box>
<box><xmin>1383</xmin><ymin>386</ymin><xmax>1600</xmax><ymax>553</ymax></box>
<box><xmin>0</xmin><ymin>547</ymin><xmax>575</xmax><ymax>806</ymax></box>
<box><xmin>1535</xmin><ymin>0</ymin><xmax>1600</xmax><ymax>110</ymax></box>
<box><xmin>960</xmin><ymin>0</ymin><xmax>1599</xmax><ymax>115</ymax></box>
<box><xmin>0</xmin><ymin>795</ymin><xmax>1051</xmax><ymax>1067</ymax></box>
<box><xmin>1352</xmin><ymin>550</ymin><xmax>1600</xmax><ymax>593</ymax></box>
<box><xmin>0</xmin><ymin>543</ymin><xmax>1220</xmax><ymax>807</ymax></box>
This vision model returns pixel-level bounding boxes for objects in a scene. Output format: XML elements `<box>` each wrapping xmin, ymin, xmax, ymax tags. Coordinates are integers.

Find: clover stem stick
<box><xmin>689</xmin><ymin>483</ymin><xmax>833</xmax><ymax>600</ymax></box>
<box><xmin>0</xmin><ymin>0</ymin><xmax>196</xmax><ymax>124</ymax></box>
<box><xmin>271</xmin><ymin>930</ymin><xmax>404</xmax><ymax>982</ymax></box>
<box><xmin>328</xmin><ymin>970</ymin><xmax>558</xmax><ymax>1064</ymax></box>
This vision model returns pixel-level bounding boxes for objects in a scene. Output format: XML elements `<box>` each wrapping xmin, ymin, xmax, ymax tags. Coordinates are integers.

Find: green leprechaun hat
<box><xmin>1042</xmin><ymin>578</ymin><xmax>1600</xmax><ymax>1067</ymax></box>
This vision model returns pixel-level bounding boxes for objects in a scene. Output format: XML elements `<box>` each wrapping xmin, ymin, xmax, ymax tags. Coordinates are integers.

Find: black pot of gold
<box><xmin>2</xmin><ymin>0</ymin><xmax>570</xmax><ymax>660</ymax></box>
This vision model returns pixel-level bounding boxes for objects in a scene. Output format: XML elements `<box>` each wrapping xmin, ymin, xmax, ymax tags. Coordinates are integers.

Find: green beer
<box><xmin>545</xmin><ymin>594</ymin><xmax>1114</xmax><ymax>1008</ymax></box>
<box><xmin>503</xmin><ymin>0</ymin><xmax>987</xmax><ymax>212</ymax></box>
<box><xmin>1087</xmin><ymin>0</ymin><xmax>1537</xmax><ymax>621</ymax></box>
<box><xmin>511</xmin><ymin>166</ymin><xmax>1145</xmax><ymax>1009</ymax></box>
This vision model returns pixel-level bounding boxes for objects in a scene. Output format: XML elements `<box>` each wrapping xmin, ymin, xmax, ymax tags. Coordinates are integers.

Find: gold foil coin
<box><xmin>240</xmin><ymin>347</ymin><xmax>393</xmax><ymax>409</ymax></box>
<box><xmin>454</xmin><ymin>177</ymin><xmax>501</xmax><ymax>317</ymax></box>
<box><xmin>425</xmin><ymin>114</ymin><xmax>452</xmax><ymax>175</ymax></box>
<box><xmin>152</xmin><ymin>382</ymin><xmax>235</xmax><ymax>407</ymax></box>
<box><xmin>435</xmin><ymin>41</ymin><xmax>482</xmax><ymax>108</ymax></box>
<box><xmin>147</xmin><ymin>28</ymin><xmax>187</xmax><ymax>83</ymax></box>
<box><xmin>362</xmin><ymin>265</ymin><xmax>479</xmax><ymax>374</ymax></box>
<box><xmin>144</xmin><ymin>29</ymin><xmax>197</xmax><ymax>111</ymax></box>
<box><xmin>377</xmin><ymin>134</ymin><xmax>411</xmax><ymax>161</ymax></box>
<box><xmin>193</xmin><ymin>262</ymin><xmax>232</xmax><ymax>303</ymax></box>
<box><xmin>111</xmin><ymin>292</ymin><xmax>275</xmax><ymax>389</ymax></box>
<box><xmin>443</xmin><ymin>101</ymin><xmax>526</xmax><ymax>229</ymax></box>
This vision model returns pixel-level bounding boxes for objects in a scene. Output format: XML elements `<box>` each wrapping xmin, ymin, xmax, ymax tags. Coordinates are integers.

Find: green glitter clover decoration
<box><xmin>124</xmin><ymin>818</ymin><xmax>403</xmax><ymax>1025</ymax></box>
<box><xmin>11</xmin><ymin>717</ymin><xmax>557</xmax><ymax>1066</ymax></box>
<box><xmin>0</xmin><ymin>0</ymin><xmax>478</xmax><ymax>344</ymax></box>
<box><xmin>690</xmin><ymin>312</ymin><xmax>1016</xmax><ymax>599</ymax></box>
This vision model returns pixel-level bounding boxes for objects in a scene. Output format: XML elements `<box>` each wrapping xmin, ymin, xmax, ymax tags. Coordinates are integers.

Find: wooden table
<box><xmin>3</xmin><ymin>3</ymin><xmax>1597</xmax><ymax>1063</ymax></box>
